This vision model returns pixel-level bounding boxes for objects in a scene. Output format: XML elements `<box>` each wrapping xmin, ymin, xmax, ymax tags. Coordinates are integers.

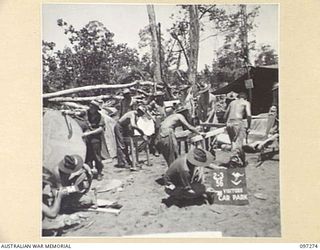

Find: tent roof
<box><xmin>213</xmin><ymin>65</ymin><xmax>278</xmax><ymax>95</ymax></box>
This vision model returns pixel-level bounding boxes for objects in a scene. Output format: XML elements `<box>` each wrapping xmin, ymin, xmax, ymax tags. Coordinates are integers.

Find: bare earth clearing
<box><xmin>64</xmin><ymin>150</ymin><xmax>280</xmax><ymax>237</ymax></box>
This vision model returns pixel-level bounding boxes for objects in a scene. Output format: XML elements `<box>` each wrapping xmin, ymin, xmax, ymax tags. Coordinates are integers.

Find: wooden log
<box><xmin>60</xmin><ymin>102</ymin><xmax>88</xmax><ymax>109</ymax></box>
<box><xmin>199</xmin><ymin>123</ymin><xmax>226</xmax><ymax>128</ymax></box>
<box><xmin>43</xmin><ymin>80</ymin><xmax>155</xmax><ymax>99</ymax></box>
<box><xmin>204</xmin><ymin>127</ymin><xmax>226</xmax><ymax>139</ymax></box>
<box><xmin>48</xmin><ymin>95</ymin><xmax>122</xmax><ymax>102</ymax></box>
<box><xmin>189</xmin><ymin>127</ymin><xmax>226</xmax><ymax>143</ymax></box>
<box><xmin>140</xmin><ymin>81</ymin><xmax>155</xmax><ymax>86</ymax></box>
<box><xmin>77</xmin><ymin>207</ymin><xmax>121</xmax><ymax>215</ymax></box>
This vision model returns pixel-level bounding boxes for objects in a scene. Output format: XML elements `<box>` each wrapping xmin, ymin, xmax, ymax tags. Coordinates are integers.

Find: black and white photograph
<box><xmin>42</xmin><ymin>3</ymin><xmax>279</xmax><ymax>237</ymax></box>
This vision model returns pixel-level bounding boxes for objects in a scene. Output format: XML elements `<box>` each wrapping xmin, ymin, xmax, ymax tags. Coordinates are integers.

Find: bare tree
<box><xmin>147</xmin><ymin>5</ymin><xmax>162</xmax><ymax>89</ymax></box>
<box><xmin>188</xmin><ymin>5</ymin><xmax>200</xmax><ymax>87</ymax></box>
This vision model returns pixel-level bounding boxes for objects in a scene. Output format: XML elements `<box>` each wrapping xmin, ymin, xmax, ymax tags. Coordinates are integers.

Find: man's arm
<box><xmin>178</xmin><ymin>115</ymin><xmax>200</xmax><ymax>134</ymax></box>
<box><xmin>245</xmin><ymin>102</ymin><xmax>252</xmax><ymax>129</ymax></box>
<box><xmin>42</xmin><ymin>189</ymin><xmax>68</xmax><ymax>219</ymax></box>
<box><xmin>83</xmin><ymin>115</ymin><xmax>105</xmax><ymax>137</ymax></box>
<box><xmin>82</xmin><ymin>127</ymin><xmax>104</xmax><ymax>137</ymax></box>
<box><xmin>130</xmin><ymin>112</ymin><xmax>145</xmax><ymax>135</ymax></box>
<box><xmin>131</xmin><ymin>126</ymin><xmax>145</xmax><ymax>136</ymax></box>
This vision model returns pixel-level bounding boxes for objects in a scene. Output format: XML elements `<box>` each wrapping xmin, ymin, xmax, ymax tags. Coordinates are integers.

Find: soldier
<box><xmin>155</xmin><ymin>106</ymin><xmax>201</xmax><ymax>167</ymax></box>
<box><xmin>223</xmin><ymin>92</ymin><xmax>251</xmax><ymax>166</ymax></box>
<box><xmin>114</xmin><ymin>106</ymin><xmax>147</xmax><ymax>171</ymax></box>
<box><xmin>82</xmin><ymin>100</ymin><xmax>105</xmax><ymax>181</ymax></box>
<box><xmin>196</xmin><ymin>83</ymin><xmax>217</xmax><ymax>125</ymax></box>
<box><xmin>164</xmin><ymin>148</ymin><xmax>214</xmax><ymax>203</ymax></box>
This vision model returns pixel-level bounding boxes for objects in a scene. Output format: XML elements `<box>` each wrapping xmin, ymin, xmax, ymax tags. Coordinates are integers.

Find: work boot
<box><xmin>204</xmin><ymin>192</ymin><xmax>214</xmax><ymax>205</ymax></box>
<box><xmin>130</xmin><ymin>166</ymin><xmax>138</xmax><ymax>172</ymax></box>
<box><xmin>91</xmin><ymin>167</ymin><xmax>98</xmax><ymax>175</ymax></box>
<box><xmin>97</xmin><ymin>173</ymin><xmax>103</xmax><ymax>181</ymax></box>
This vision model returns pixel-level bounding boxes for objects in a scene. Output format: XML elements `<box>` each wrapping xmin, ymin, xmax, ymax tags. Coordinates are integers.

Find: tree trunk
<box><xmin>240</xmin><ymin>4</ymin><xmax>249</xmax><ymax>65</ymax></box>
<box><xmin>188</xmin><ymin>5</ymin><xmax>200</xmax><ymax>87</ymax></box>
<box><xmin>240</xmin><ymin>4</ymin><xmax>252</xmax><ymax>104</ymax></box>
<box><xmin>147</xmin><ymin>5</ymin><xmax>162</xmax><ymax>89</ymax></box>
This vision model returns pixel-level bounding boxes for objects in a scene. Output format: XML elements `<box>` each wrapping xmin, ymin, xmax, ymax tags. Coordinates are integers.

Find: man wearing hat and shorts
<box><xmin>82</xmin><ymin>99</ymin><xmax>106</xmax><ymax>181</ymax></box>
<box><xmin>114</xmin><ymin>106</ymin><xmax>147</xmax><ymax>170</ymax></box>
<box><xmin>164</xmin><ymin>148</ymin><xmax>214</xmax><ymax>202</ymax></box>
<box><xmin>155</xmin><ymin>106</ymin><xmax>202</xmax><ymax>167</ymax></box>
<box><xmin>224</xmin><ymin>92</ymin><xmax>251</xmax><ymax>166</ymax></box>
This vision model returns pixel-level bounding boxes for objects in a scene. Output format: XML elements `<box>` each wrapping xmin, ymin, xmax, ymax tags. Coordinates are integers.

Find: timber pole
<box><xmin>147</xmin><ymin>5</ymin><xmax>162</xmax><ymax>92</ymax></box>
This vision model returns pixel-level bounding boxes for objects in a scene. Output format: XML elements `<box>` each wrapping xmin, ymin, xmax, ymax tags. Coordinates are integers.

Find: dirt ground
<box><xmin>63</xmin><ymin>150</ymin><xmax>280</xmax><ymax>237</ymax></box>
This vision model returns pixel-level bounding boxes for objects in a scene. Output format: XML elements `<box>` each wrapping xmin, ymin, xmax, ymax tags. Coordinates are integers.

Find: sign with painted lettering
<box><xmin>245</xmin><ymin>79</ymin><xmax>254</xmax><ymax>89</ymax></box>
<box><xmin>210</xmin><ymin>167</ymin><xmax>249</xmax><ymax>205</ymax></box>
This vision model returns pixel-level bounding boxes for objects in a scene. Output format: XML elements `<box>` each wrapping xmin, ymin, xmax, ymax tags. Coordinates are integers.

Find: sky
<box><xmin>42</xmin><ymin>4</ymin><xmax>278</xmax><ymax>70</ymax></box>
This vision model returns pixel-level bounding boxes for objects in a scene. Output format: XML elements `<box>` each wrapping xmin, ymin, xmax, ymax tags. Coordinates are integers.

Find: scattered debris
<box><xmin>209</xmin><ymin>207</ymin><xmax>222</xmax><ymax>214</ymax></box>
<box><xmin>76</xmin><ymin>213</ymin><xmax>90</xmax><ymax>219</ymax></box>
<box><xmin>84</xmin><ymin>220</ymin><xmax>95</xmax><ymax>229</ymax></box>
<box><xmin>83</xmin><ymin>207</ymin><xmax>121</xmax><ymax>215</ymax></box>
<box><xmin>97</xmin><ymin>199</ymin><xmax>117</xmax><ymax>207</ymax></box>
<box><xmin>254</xmin><ymin>193</ymin><xmax>268</xmax><ymax>200</ymax></box>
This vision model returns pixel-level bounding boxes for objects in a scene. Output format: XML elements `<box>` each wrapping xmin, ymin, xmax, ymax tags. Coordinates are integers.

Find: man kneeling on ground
<box><xmin>42</xmin><ymin>163</ymin><xmax>95</xmax><ymax>236</ymax></box>
<box><xmin>164</xmin><ymin>148</ymin><xmax>214</xmax><ymax>203</ymax></box>
<box><xmin>50</xmin><ymin>155</ymin><xmax>96</xmax><ymax>211</ymax></box>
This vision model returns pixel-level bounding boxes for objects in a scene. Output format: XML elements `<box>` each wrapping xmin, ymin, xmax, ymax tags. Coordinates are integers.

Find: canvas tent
<box><xmin>43</xmin><ymin>109</ymin><xmax>118</xmax><ymax>173</ymax></box>
<box><xmin>213</xmin><ymin>65</ymin><xmax>278</xmax><ymax>115</ymax></box>
<box><xmin>43</xmin><ymin>110</ymin><xmax>86</xmax><ymax>172</ymax></box>
<box><xmin>99</xmin><ymin>110</ymin><xmax>117</xmax><ymax>159</ymax></box>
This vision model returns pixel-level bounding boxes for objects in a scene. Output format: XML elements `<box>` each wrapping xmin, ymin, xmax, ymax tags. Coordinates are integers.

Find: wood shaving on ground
<box><xmin>209</xmin><ymin>208</ymin><xmax>222</xmax><ymax>214</ymax></box>
<box><xmin>254</xmin><ymin>193</ymin><xmax>268</xmax><ymax>200</ymax></box>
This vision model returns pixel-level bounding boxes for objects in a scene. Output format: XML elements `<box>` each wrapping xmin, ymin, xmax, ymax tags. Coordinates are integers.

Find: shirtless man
<box><xmin>223</xmin><ymin>92</ymin><xmax>251</xmax><ymax>166</ymax></box>
<box><xmin>148</xmin><ymin>91</ymin><xmax>166</xmax><ymax>156</ymax></box>
<box><xmin>114</xmin><ymin>106</ymin><xmax>147</xmax><ymax>170</ymax></box>
<box><xmin>155</xmin><ymin>106</ymin><xmax>201</xmax><ymax>167</ymax></box>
